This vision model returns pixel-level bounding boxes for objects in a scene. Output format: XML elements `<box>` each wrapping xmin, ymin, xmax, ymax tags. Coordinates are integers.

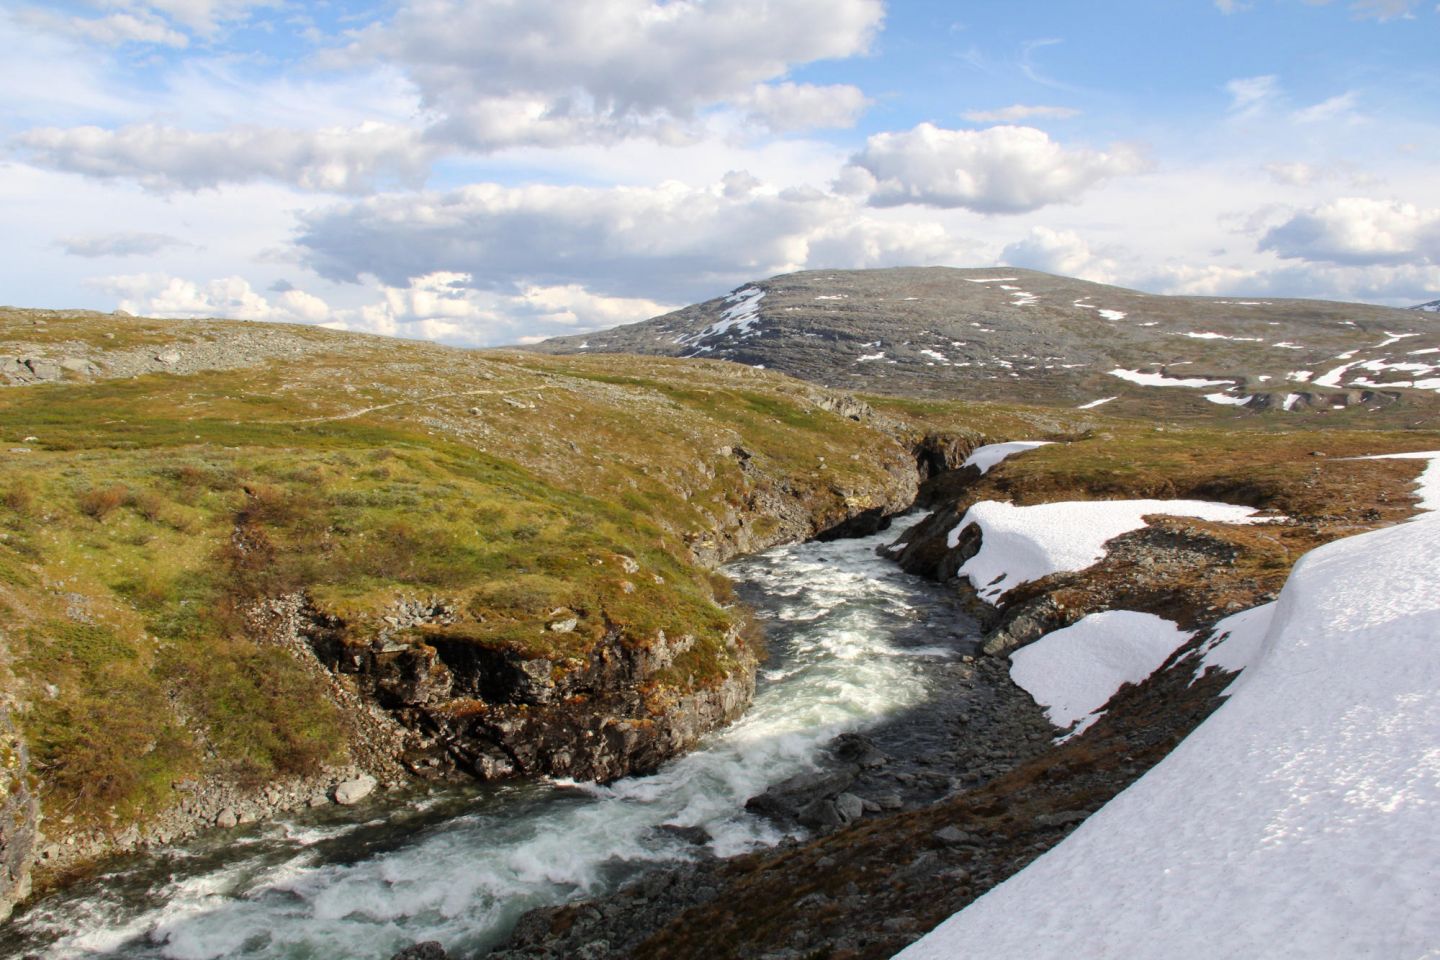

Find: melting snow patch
<box><xmin>897</xmin><ymin>512</ymin><xmax>1440</xmax><ymax>960</ymax></box>
<box><xmin>1313</xmin><ymin>361</ymin><xmax>1362</xmax><ymax>388</ymax></box>
<box><xmin>962</xmin><ymin>441</ymin><xmax>1053</xmax><ymax>476</ymax></box>
<box><xmin>678</xmin><ymin>287</ymin><xmax>765</xmax><ymax>344</ymax></box>
<box><xmin>1108</xmin><ymin>369</ymin><xmax>1234</xmax><ymax>389</ymax></box>
<box><xmin>1077</xmin><ymin>397</ymin><xmax>1117</xmax><ymax>410</ymax></box>
<box><xmin>1184</xmin><ymin>332</ymin><xmax>1263</xmax><ymax>342</ymax></box>
<box><xmin>1345</xmin><ymin>450</ymin><xmax>1440</xmax><ymax>511</ymax></box>
<box><xmin>813</xmin><ymin>295</ymin><xmax>847</xmax><ymax>301</ymax></box>
<box><xmin>919</xmin><ymin>349</ymin><xmax>949</xmax><ymax>363</ymax></box>
<box><xmin>1282</xmin><ymin>393</ymin><xmax>1304</xmax><ymax>411</ymax></box>
<box><xmin>1010</xmin><ymin>611</ymin><xmax>1194</xmax><ymax>737</ymax></box>
<box><xmin>856</xmin><ymin>352</ymin><xmax>886</xmax><ymax>362</ymax></box>
<box><xmin>1204</xmin><ymin>393</ymin><xmax>1252</xmax><ymax>407</ymax></box>
<box><xmin>947</xmin><ymin>499</ymin><xmax>1270</xmax><ymax>603</ymax></box>
<box><xmin>1375</xmin><ymin>331</ymin><xmax>1420</xmax><ymax>348</ymax></box>
<box><xmin>1409</xmin><ymin>347</ymin><xmax>1440</xmax><ymax>356</ymax></box>
<box><xmin>963</xmin><ymin>277</ymin><xmax>1020</xmax><ymax>283</ymax></box>
<box><xmin>1097</xmin><ymin>309</ymin><xmax>1127</xmax><ymax>321</ymax></box>
<box><xmin>1287</xmin><ymin>370</ymin><xmax>1314</xmax><ymax>382</ymax></box>
<box><xmin>1271</xmin><ymin>342</ymin><xmax>1304</xmax><ymax>350</ymax></box>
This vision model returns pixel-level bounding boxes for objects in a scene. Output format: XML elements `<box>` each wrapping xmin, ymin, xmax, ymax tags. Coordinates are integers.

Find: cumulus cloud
<box><xmin>1000</xmin><ymin>227</ymin><xmax>1119</xmax><ymax>283</ymax></box>
<box><xmin>741</xmin><ymin>83</ymin><xmax>870</xmax><ymax>132</ymax></box>
<box><xmin>94</xmin><ymin>273</ymin><xmax>333</xmax><ymax>323</ymax></box>
<box><xmin>341</xmin><ymin>0</ymin><xmax>884</xmax><ymax>149</ymax></box>
<box><xmin>59</xmin><ymin>232</ymin><xmax>191</xmax><ymax>258</ymax></box>
<box><xmin>15</xmin><ymin>122</ymin><xmax>432</xmax><ymax>193</ymax></box>
<box><xmin>962</xmin><ymin>104</ymin><xmax>1080</xmax><ymax>123</ymax></box>
<box><xmin>838</xmin><ymin>123</ymin><xmax>1146</xmax><ymax>214</ymax></box>
<box><xmin>1149</xmin><ymin>260</ymin><xmax>1440</xmax><ymax>307</ymax></box>
<box><xmin>293</xmin><ymin>175</ymin><xmax>974</xmax><ymax>305</ymax></box>
<box><xmin>1260</xmin><ymin>197</ymin><xmax>1440</xmax><ymax>266</ymax></box>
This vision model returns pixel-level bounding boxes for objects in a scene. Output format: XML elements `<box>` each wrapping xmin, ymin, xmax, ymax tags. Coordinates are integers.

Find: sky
<box><xmin>2</xmin><ymin>0</ymin><xmax>1438</xmax><ymax>347</ymax></box>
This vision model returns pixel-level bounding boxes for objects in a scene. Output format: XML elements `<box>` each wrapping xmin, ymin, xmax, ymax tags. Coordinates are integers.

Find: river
<box><xmin>2</xmin><ymin>515</ymin><xmax>981</xmax><ymax>959</ymax></box>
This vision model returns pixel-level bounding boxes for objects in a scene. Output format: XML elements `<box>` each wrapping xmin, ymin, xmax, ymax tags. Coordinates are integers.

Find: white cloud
<box><xmin>1260</xmin><ymin>197</ymin><xmax>1440</xmax><ymax>266</ymax></box>
<box><xmin>840</xmin><ymin>123</ymin><xmax>1146</xmax><ymax>214</ymax></box>
<box><xmin>15</xmin><ymin>122</ymin><xmax>432</xmax><ymax>193</ymax></box>
<box><xmin>340</xmin><ymin>0</ymin><xmax>885</xmax><ymax>150</ymax></box>
<box><xmin>1291</xmin><ymin>91</ymin><xmax>1362</xmax><ymax>124</ymax></box>
<box><xmin>1000</xmin><ymin>227</ymin><xmax>1118</xmax><ymax>283</ymax></box>
<box><xmin>16</xmin><ymin>9</ymin><xmax>189</xmax><ymax>47</ymax></box>
<box><xmin>1265</xmin><ymin>162</ymin><xmax>1319</xmax><ymax>186</ymax></box>
<box><xmin>59</xmin><ymin>232</ymin><xmax>191</xmax><ymax>257</ymax></box>
<box><xmin>94</xmin><ymin>273</ymin><xmax>333</xmax><ymax>323</ymax></box>
<box><xmin>741</xmin><ymin>83</ymin><xmax>870</xmax><ymax>132</ymax></box>
<box><xmin>293</xmin><ymin>175</ymin><xmax>978</xmax><ymax>306</ymax></box>
<box><xmin>962</xmin><ymin>104</ymin><xmax>1080</xmax><ymax>123</ymax></box>
<box><xmin>1226</xmin><ymin>75</ymin><xmax>1280</xmax><ymax>116</ymax></box>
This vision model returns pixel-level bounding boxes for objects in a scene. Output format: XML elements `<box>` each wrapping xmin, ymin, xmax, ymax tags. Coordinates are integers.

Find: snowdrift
<box><xmin>897</xmin><ymin>510</ymin><xmax>1440</xmax><ymax>959</ymax></box>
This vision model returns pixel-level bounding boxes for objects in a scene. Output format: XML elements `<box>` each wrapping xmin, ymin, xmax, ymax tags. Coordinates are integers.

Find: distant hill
<box><xmin>533</xmin><ymin>267</ymin><xmax>1440</xmax><ymax>419</ymax></box>
<box><xmin>1414</xmin><ymin>299</ymin><xmax>1440</xmax><ymax>313</ymax></box>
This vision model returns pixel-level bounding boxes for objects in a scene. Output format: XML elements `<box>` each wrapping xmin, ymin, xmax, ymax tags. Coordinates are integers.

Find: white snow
<box><xmin>1183</xmin><ymin>331</ymin><xmax>1262</xmax><ymax>342</ymax></box>
<box><xmin>1192</xmin><ymin>601</ymin><xmax>1275</xmax><ymax>682</ymax></box>
<box><xmin>1076</xmin><ymin>397</ymin><xmax>1117</xmax><ymax>410</ymax></box>
<box><xmin>961</xmin><ymin>441</ymin><xmax>1053</xmax><ymax>476</ymax></box>
<box><xmin>963</xmin><ymin>277</ymin><xmax>1019</xmax><ymax>283</ymax></box>
<box><xmin>947</xmin><ymin>499</ymin><xmax>1270</xmax><ymax>603</ymax></box>
<box><xmin>813</xmin><ymin>295</ymin><xmax>847</xmax><ymax>300</ymax></box>
<box><xmin>1287</xmin><ymin>370</ymin><xmax>1313</xmax><ymax>382</ymax></box>
<box><xmin>1409</xmin><ymin>347</ymin><xmax>1440</xmax><ymax>356</ymax></box>
<box><xmin>678</xmin><ymin>286</ymin><xmax>765</xmax><ymax>344</ymax></box>
<box><xmin>1346</xmin><ymin>450</ymin><xmax>1440</xmax><ymax>511</ymax></box>
<box><xmin>1010</xmin><ymin>610</ymin><xmax>1194</xmax><ymax>736</ymax></box>
<box><xmin>856</xmin><ymin>352</ymin><xmax>886</xmax><ymax>362</ymax></box>
<box><xmin>896</xmin><ymin>511</ymin><xmax>1440</xmax><ymax>960</ymax></box>
<box><xmin>919</xmin><ymin>349</ymin><xmax>949</xmax><ymax>363</ymax></box>
<box><xmin>1313</xmin><ymin>360</ymin><xmax>1361</xmax><ymax>387</ymax></box>
<box><xmin>1374</xmin><ymin>331</ymin><xmax>1420</xmax><ymax>348</ymax></box>
<box><xmin>1271</xmin><ymin>341</ymin><xmax>1304</xmax><ymax>349</ymax></box>
<box><xmin>1204</xmin><ymin>392</ymin><xmax>1252</xmax><ymax>406</ymax></box>
<box><xmin>1282</xmin><ymin>393</ymin><xmax>1304</xmax><ymax>411</ymax></box>
<box><xmin>1108</xmin><ymin>369</ymin><xmax>1234</xmax><ymax>389</ymax></box>
<box><xmin>1097</xmin><ymin>309</ymin><xmax>1127</xmax><ymax>321</ymax></box>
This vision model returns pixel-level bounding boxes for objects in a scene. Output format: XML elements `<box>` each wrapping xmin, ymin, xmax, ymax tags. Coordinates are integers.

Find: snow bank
<box><xmin>1347</xmin><ymin>450</ymin><xmax>1440</xmax><ymax>511</ymax></box>
<box><xmin>947</xmin><ymin>499</ymin><xmax>1269</xmax><ymax>603</ymax></box>
<box><xmin>1076</xmin><ymin>396</ymin><xmax>1116</xmax><ymax>409</ymax></box>
<box><xmin>961</xmin><ymin>441</ymin><xmax>1053</xmax><ymax>476</ymax></box>
<box><xmin>1010</xmin><ymin>611</ymin><xmax>1193</xmax><ymax>736</ymax></box>
<box><xmin>1109</xmin><ymin>368</ymin><xmax>1234</xmax><ymax>389</ymax></box>
<box><xmin>896</xmin><ymin>513</ymin><xmax>1440</xmax><ymax>960</ymax></box>
<box><xmin>1192</xmin><ymin>601</ymin><xmax>1275</xmax><ymax>681</ymax></box>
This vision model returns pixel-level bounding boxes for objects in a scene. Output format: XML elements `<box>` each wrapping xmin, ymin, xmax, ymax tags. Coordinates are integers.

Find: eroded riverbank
<box><xmin>1</xmin><ymin>515</ymin><xmax>1045</xmax><ymax>960</ymax></box>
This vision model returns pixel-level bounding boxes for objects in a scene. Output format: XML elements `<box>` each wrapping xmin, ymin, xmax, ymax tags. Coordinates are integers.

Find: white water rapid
<box><xmin>4</xmin><ymin>515</ymin><xmax>974</xmax><ymax>959</ymax></box>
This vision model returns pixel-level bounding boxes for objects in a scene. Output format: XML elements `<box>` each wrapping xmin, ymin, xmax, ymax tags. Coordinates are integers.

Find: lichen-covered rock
<box><xmin>0</xmin><ymin>705</ymin><xmax>39</xmax><ymax>920</ymax></box>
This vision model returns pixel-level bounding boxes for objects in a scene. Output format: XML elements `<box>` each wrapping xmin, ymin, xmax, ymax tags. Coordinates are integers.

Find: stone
<box><xmin>833</xmin><ymin>792</ymin><xmax>865</xmax><ymax>822</ymax></box>
<box><xmin>390</xmin><ymin>942</ymin><xmax>450</xmax><ymax>960</ymax></box>
<box><xmin>548</xmin><ymin>617</ymin><xmax>579</xmax><ymax>633</ymax></box>
<box><xmin>23</xmin><ymin>359</ymin><xmax>61</xmax><ymax>380</ymax></box>
<box><xmin>933</xmin><ymin>825</ymin><xmax>971</xmax><ymax>845</ymax></box>
<box><xmin>215</xmin><ymin>808</ymin><xmax>239</xmax><ymax>828</ymax></box>
<box><xmin>155</xmin><ymin>350</ymin><xmax>182</xmax><ymax>365</ymax></box>
<box><xmin>59</xmin><ymin>358</ymin><xmax>95</xmax><ymax>374</ymax></box>
<box><xmin>333</xmin><ymin>774</ymin><xmax>378</xmax><ymax>806</ymax></box>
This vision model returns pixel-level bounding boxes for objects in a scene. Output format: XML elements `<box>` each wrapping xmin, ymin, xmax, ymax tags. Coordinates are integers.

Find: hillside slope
<box><xmin>534</xmin><ymin>267</ymin><xmax>1440</xmax><ymax>420</ymax></box>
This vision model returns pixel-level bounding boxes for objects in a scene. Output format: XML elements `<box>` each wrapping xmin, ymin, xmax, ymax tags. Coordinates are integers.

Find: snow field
<box><xmin>960</xmin><ymin>441</ymin><xmax>1053</xmax><ymax>475</ymax></box>
<box><xmin>947</xmin><ymin>499</ymin><xmax>1270</xmax><ymax>603</ymax></box>
<box><xmin>896</xmin><ymin>511</ymin><xmax>1440</xmax><ymax>960</ymax></box>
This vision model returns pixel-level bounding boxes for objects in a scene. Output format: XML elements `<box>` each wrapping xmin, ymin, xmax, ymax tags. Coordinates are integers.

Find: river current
<box><xmin>3</xmin><ymin>515</ymin><xmax>978</xmax><ymax>959</ymax></box>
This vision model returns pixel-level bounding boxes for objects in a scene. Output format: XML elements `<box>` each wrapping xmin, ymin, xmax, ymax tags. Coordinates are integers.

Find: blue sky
<box><xmin>2</xmin><ymin>0</ymin><xmax>1437</xmax><ymax>345</ymax></box>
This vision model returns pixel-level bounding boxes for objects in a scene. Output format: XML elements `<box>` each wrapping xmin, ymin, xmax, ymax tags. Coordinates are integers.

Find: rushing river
<box><xmin>3</xmin><ymin>515</ymin><xmax>979</xmax><ymax>960</ymax></box>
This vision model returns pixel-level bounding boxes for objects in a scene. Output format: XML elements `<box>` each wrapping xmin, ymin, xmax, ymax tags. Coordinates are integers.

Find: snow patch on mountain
<box><xmin>961</xmin><ymin>441</ymin><xmax>1053</xmax><ymax>476</ymax></box>
<box><xmin>1109</xmin><ymin>369</ymin><xmax>1234</xmax><ymax>389</ymax></box>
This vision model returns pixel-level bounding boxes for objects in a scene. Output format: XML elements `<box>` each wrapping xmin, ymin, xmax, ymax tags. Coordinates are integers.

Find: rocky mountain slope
<box><xmin>534</xmin><ymin>267</ymin><xmax>1440</xmax><ymax>420</ymax></box>
<box><xmin>1415</xmin><ymin>299</ymin><xmax>1440</xmax><ymax>313</ymax></box>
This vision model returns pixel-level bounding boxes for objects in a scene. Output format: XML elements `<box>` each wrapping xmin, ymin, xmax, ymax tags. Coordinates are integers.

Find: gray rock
<box><xmin>333</xmin><ymin>774</ymin><xmax>378</xmax><ymax>806</ymax></box>
<box><xmin>933</xmin><ymin>825</ymin><xmax>972</xmax><ymax>845</ymax></box>
<box><xmin>59</xmin><ymin>358</ymin><xmax>95</xmax><ymax>374</ymax></box>
<box><xmin>23</xmin><ymin>359</ymin><xmax>60</xmax><ymax>380</ymax></box>
<box><xmin>155</xmin><ymin>350</ymin><xmax>182</xmax><ymax>365</ymax></box>
<box><xmin>833</xmin><ymin>792</ymin><xmax>865</xmax><ymax>822</ymax></box>
<box><xmin>1034</xmin><ymin>810</ymin><xmax>1091</xmax><ymax>828</ymax></box>
<box><xmin>215</xmin><ymin>808</ymin><xmax>239</xmax><ymax>829</ymax></box>
<box><xmin>547</xmin><ymin>617</ymin><xmax>579</xmax><ymax>633</ymax></box>
<box><xmin>390</xmin><ymin>942</ymin><xmax>449</xmax><ymax>960</ymax></box>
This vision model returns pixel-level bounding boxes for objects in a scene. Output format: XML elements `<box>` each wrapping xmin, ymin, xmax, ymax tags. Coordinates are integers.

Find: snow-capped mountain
<box><xmin>1414</xmin><ymin>299</ymin><xmax>1440</xmax><ymax>313</ymax></box>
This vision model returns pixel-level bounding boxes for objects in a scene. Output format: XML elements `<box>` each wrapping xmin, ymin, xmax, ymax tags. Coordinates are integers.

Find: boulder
<box><xmin>333</xmin><ymin>774</ymin><xmax>378</xmax><ymax>806</ymax></box>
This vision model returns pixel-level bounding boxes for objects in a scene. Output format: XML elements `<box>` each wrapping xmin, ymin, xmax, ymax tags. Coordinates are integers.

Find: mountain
<box><xmin>534</xmin><ymin>267</ymin><xmax>1440</xmax><ymax>419</ymax></box>
<box><xmin>1415</xmin><ymin>299</ymin><xmax>1440</xmax><ymax>313</ymax></box>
